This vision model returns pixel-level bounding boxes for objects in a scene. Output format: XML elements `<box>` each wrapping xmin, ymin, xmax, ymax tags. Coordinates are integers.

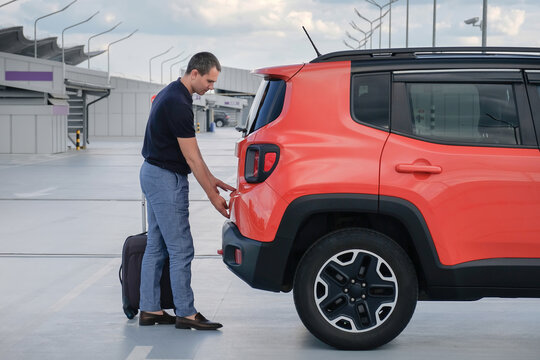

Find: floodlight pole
<box><xmin>432</xmin><ymin>0</ymin><xmax>437</xmax><ymax>47</ymax></box>
<box><xmin>0</xmin><ymin>0</ymin><xmax>19</xmax><ymax>8</ymax></box>
<box><xmin>355</xmin><ymin>9</ymin><xmax>374</xmax><ymax>49</ymax></box>
<box><xmin>161</xmin><ymin>51</ymin><xmax>184</xmax><ymax>84</ymax></box>
<box><xmin>87</xmin><ymin>21</ymin><xmax>122</xmax><ymax>69</ymax></box>
<box><xmin>365</xmin><ymin>0</ymin><xmax>397</xmax><ymax>49</ymax></box>
<box><xmin>389</xmin><ymin>1</ymin><xmax>392</xmax><ymax>47</ymax></box>
<box><xmin>482</xmin><ymin>0</ymin><xmax>487</xmax><ymax>47</ymax></box>
<box><xmin>34</xmin><ymin>0</ymin><xmax>77</xmax><ymax>58</ymax></box>
<box><xmin>62</xmin><ymin>11</ymin><xmax>99</xmax><ymax>90</ymax></box>
<box><xmin>356</xmin><ymin>8</ymin><xmax>388</xmax><ymax>49</ymax></box>
<box><xmin>107</xmin><ymin>29</ymin><xmax>138</xmax><ymax>84</ymax></box>
<box><xmin>406</xmin><ymin>0</ymin><xmax>409</xmax><ymax>47</ymax></box>
<box><xmin>149</xmin><ymin>47</ymin><xmax>173</xmax><ymax>83</ymax></box>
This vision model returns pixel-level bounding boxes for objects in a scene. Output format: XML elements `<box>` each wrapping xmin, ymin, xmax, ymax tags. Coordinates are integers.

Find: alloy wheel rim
<box><xmin>314</xmin><ymin>249</ymin><xmax>398</xmax><ymax>333</ymax></box>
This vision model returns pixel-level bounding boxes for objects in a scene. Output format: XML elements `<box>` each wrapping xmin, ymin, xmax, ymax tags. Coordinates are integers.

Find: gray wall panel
<box><xmin>136</xmin><ymin>93</ymin><xmax>150</xmax><ymax>116</ymax></box>
<box><xmin>108</xmin><ymin>93</ymin><xmax>122</xmax><ymax>114</ymax></box>
<box><xmin>122</xmin><ymin>93</ymin><xmax>135</xmax><ymax>114</ymax></box>
<box><xmin>93</xmin><ymin>112</ymin><xmax>108</xmax><ymax>136</ymax></box>
<box><xmin>36</xmin><ymin>115</ymin><xmax>53</xmax><ymax>154</ymax></box>
<box><xmin>0</xmin><ymin>115</ymin><xmax>10</xmax><ymax>153</ymax></box>
<box><xmin>122</xmin><ymin>112</ymin><xmax>136</xmax><ymax>136</ymax></box>
<box><xmin>12</xmin><ymin>115</ymin><xmax>35</xmax><ymax>153</ymax></box>
<box><xmin>135</xmin><ymin>113</ymin><xmax>147</xmax><ymax>136</ymax></box>
<box><xmin>108</xmin><ymin>114</ymin><xmax>122</xmax><ymax>136</ymax></box>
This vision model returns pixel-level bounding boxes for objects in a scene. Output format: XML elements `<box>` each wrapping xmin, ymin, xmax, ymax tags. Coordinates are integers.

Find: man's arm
<box><xmin>177</xmin><ymin>137</ymin><xmax>235</xmax><ymax>218</ymax></box>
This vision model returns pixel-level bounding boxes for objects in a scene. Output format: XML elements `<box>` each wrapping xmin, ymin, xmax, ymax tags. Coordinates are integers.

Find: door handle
<box><xmin>395</xmin><ymin>164</ymin><xmax>442</xmax><ymax>174</ymax></box>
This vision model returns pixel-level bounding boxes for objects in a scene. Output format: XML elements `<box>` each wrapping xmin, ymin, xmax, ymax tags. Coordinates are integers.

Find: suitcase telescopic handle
<box><xmin>142</xmin><ymin>193</ymin><xmax>147</xmax><ymax>233</ymax></box>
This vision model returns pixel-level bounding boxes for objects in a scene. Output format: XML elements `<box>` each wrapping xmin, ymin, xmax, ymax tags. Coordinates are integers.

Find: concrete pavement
<box><xmin>1</xmin><ymin>127</ymin><xmax>539</xmax><ymax>359</ymax></box>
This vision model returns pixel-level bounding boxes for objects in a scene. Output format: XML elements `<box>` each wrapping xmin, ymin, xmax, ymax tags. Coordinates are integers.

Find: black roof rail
<box><xmin>311</xmin><ymin>47</ymin><xmax>540</xmax><ymax>63</ymax></box>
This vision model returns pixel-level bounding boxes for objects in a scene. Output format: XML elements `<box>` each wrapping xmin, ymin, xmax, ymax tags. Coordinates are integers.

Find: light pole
<box><xmin>62</xmin><ymin>11</ymin><xmax>99</xmax><ymax>85</ymax></box>
<box><xmin>348</xmin><ymin>21</ymin><xmax>370</xmax><ymax>49</ymax></box>
<box><xmin>432</xmin><ymin>0</ymin><xmax>437</xmax><ymax>47</ymax></box>
<box><xmin>345</xmin><ymin>21</ymin><xmax>380</xmax><ymax>50</ymax></box>
<box><xmin>149</xmin><ymin>47</ymin><xmax>172</xmax><ymax>83</ymax></box>
<box><xmin>482</xmin><ymin>0</ymin><xmax>487</xmax><ymax>47</ymax></box>
<box><xmin>87</xmin><ymin>21</ymin><xmax>122</xmax><ymax>69</ymax></box>
<box><xmin>406</xmin><ymin>0</ymin><xmax>409</xmax><ymax>47</ymax></box>
<box><xmin>388</xmin><ymin>0</ymin><xmax>397</xmax><ymax>47</ymax></box>
<box><xmin>107</xmin><ymin>29</ymin><xmax>138</xmax><ymax>83</ymax></box>
<box><xmin>169</xmin><ymin>54</ymin><xmax>190</xmax><ymax>82</ymax></box>
<box><xmin>34</xmin><ymin>0</ymin><xmax>77</xmax><ymax>58</ymax></box>
<box><xmin>355</xmin><ymin>8</ymin><xmax>388</xmax><ymax>49</ymax></box>
<box><xmin>0</xmin><ymin>0</ymin><xmax>19</xmax><ymax>8</ymax></box>
<box><xmin>344</xmin><ymin>31</ymin><xmax>368</xmax><ymax>50</ymax></box>
<box><xmin>365</xmin><ymin>0</ymin><xmax>397</xmax><ymax>49</ymax></box>
<box><xmin>464</xmin><ymin>0</ymin><xmax>488</xmax><ymax>47</ymax></box>
<box><xmin>160</xmin><ymin>51</ymin><xmax>184</xmax><ymax>84</ymax></box>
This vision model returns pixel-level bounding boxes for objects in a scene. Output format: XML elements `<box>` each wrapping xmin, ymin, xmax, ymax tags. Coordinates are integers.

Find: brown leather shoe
<box><xmin>139</xmin><ymin>311</ymin><xmax>176</xmax><ymax>326</ymax></box>
<box><xmin>175</xmin><ymin>313</ymin><xmax>223</xmax><ymax>330</ymax></box>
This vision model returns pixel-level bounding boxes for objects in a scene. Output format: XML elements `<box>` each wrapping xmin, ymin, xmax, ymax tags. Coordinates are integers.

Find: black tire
<box><xmin>215</xmin><ymin>119</ymin><xmax>224</xmax><ymax>127</ymax></box>
<box><xmin>293</xmin><ymin>228</ymin><xmax>418</xmax><ymax>350</ymax></box>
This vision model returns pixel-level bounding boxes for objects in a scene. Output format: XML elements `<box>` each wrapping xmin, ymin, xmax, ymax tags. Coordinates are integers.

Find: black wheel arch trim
<box><xmin>274</xmin><ymin>194</ymin><xmax>540</xmax><ymax>299</ymax></box>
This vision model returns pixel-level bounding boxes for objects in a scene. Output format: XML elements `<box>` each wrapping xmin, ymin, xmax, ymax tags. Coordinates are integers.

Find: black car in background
<box><xmin>214</xmin><ymin>110</ymin><xmax>231</xmax><ymax>127</ymax></box>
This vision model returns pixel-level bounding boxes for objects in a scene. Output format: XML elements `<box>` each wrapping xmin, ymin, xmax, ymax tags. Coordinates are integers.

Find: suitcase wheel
<box><xmin>123</xmin><ymin>305</ymin><xmax>138</xmax><ymax>320</ymax></box>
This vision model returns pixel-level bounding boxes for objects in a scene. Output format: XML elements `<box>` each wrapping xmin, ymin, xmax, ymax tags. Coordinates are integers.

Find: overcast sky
<box><xmin>1</xmin><ymin>0</ymin><xmax>538</xmax><ymax>83</ymax></box>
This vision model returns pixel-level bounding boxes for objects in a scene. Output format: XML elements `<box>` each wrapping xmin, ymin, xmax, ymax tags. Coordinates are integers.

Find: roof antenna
<box><xmin>302</xmin><ymin>26</ymin><xmax>322</xmax><ymax>57</ymax></box>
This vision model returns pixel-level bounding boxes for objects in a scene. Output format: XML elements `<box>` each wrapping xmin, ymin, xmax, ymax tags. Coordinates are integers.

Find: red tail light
<box><xmin>253</xmin><ymin>151</ymin><xmax>259</xmax><ymax>178</ymax></box>
<box><xmin>234</xmin><ymin>248</ymin><xmax>242</xmax><ymax>265</ymax></box>
<box><xmin>264</xmin><ymin>152</ymin><xmax>277</xmax><ymax>172</ymax></box>
<box><xmin>245</xmin><ymin>144</ymin><xmax>280</xmax><ymax>183</ymax></box>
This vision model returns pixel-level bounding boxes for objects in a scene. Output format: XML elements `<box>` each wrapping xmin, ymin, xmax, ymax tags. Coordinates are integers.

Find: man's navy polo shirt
<box><xmin>142</xmin><ymin>80</ymin><xmax>195</xmax><ymax>175</ymax></box>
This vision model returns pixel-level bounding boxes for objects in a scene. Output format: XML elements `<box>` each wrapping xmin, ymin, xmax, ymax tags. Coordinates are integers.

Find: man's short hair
<box><xmin>185</xmin><ymin>52</ymin><xmax>221</xmax><ymax>76</ymax></box>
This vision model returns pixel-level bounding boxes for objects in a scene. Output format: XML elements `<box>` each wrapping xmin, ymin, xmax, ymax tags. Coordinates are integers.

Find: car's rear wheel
<box><xmin>215</xmin><ymin>119</ymin><xmax>224</xmax><ymax>127</ymax></box>
<box><xmin>293</xmin><ymin>228</ymin><xmax>417</xmax><ymax>350</ymax></box>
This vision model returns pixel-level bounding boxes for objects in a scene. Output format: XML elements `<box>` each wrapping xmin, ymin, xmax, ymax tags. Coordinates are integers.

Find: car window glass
<box><xmin>245</xmin><ymin>80</ymin><xmax>268</xmax><ymax>132</ymax></box>
<box><xmin>406</xmin><ymin>83</ymin><xmax>521</xmax><ymax>145</ymax></box>
<box><xmin>351</xmin><ymin>73</ymin><xmax>390</xmax><ymax>129</ymax></box>
<box><xmin>251</xmin><ymin>80</ymin><xmax>286</xmax><ymax>133</ymax></box>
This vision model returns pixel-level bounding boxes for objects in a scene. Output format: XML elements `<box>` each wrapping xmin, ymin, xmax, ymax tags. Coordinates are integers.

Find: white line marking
<box><xmin>14</xmin><ymin>186</ymin><xmax>58</xmax><ymax>198</ymax></box>
<box><xmin>125</xmin><ymin>345</ymin><xmax>193</xmax><ymax>360</ymax></box>
<box><xmin>49</xmin><ymin>258</ymin><xmax>120</xmax><ymax>313</ymax></box>
<box><xmin>125</xmin><ymin>346</ymin><xmax>153</xmax><ymax>360</ymax></box>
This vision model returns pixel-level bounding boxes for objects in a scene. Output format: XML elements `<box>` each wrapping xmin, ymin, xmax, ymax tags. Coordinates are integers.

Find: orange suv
<box><xmin>221</xmin><ymin>47</ymin><xmax>540</xmax><ymax>349</ymax></box>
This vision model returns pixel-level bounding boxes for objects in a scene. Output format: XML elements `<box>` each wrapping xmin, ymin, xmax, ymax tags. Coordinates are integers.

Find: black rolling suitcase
<box><xmin>120</xmin><ymin>195</ymin><xmax>174</xmax><ymax>319</ymax></box>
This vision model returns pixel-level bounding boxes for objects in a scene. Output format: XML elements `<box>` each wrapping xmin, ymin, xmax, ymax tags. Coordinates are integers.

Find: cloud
<box><xmin>488</xmin><ymin>6</ymin><xmax>525</xmax><ymax>36</ymax></box>
<box><xmin>105</xmin><ymin>14</ymin><xmax>117</xmax><ymax>24</ymax></box>
<box><xmin>171</xmin><ymin>0</ymin><xmax>286</xmax><ymax>29</ymax></box>
<box><xmin>456</xmin><ymin>36</ymin><xmax>482</xmax><ymax>46</ymax></box>
<box><xmin>286</xmin><ymin>11</ymin><xmax>341</xmax><ymax>38</ymax></box>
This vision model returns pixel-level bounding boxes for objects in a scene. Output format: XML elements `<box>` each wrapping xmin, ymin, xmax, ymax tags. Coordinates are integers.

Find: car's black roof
<box><xmin>311</xmin><ymin>47</ymin><xmax>540</xmax><ymax>63</ymax></box>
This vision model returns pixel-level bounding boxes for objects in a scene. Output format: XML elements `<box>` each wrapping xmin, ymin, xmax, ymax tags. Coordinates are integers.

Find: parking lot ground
<box><xmin>1</xmin><ymin>127</ymin><xmax>539</xmax><ymax>359</ymax></box>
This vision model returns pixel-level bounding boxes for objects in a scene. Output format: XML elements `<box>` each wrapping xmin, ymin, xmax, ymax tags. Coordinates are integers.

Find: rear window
<box><xmin>351</xmin><ymin>73</ymin><xmax>390</xmax><ymax>129</ymax></box>
<box><xmin>247</xmin><ymin>79</ymin><xmax>286</xmax><ymax>134</ymax></box>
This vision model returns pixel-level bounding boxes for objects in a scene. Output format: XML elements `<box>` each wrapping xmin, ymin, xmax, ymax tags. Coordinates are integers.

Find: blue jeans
<box><xmin>139</xmin><ymin>160</ymin><xmax>196</xmax><ymax>317</ymax></box>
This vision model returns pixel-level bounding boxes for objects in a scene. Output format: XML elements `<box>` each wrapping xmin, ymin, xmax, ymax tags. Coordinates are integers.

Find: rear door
<box><xmin>380</xmin><ymin>69</ymin><xmax>540</xmax><ymax>266</ymax></box>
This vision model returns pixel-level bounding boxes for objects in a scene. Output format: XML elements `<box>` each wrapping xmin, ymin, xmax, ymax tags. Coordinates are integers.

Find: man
<box><xmin>138</xmin><ymin>52</ymin><xmax>235</xmax><ymax>330</ymax></box>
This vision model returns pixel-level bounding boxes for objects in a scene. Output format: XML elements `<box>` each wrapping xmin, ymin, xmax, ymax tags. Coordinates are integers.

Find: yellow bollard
<box><xmin>76</xmin><ymin>130</ymin><xmax>81</xmax><ymax>150</ymax></box>
<box><xmin>196</xmin><ymin>122</ymin><xmax>200</xmax><ymax>133</ymax></box>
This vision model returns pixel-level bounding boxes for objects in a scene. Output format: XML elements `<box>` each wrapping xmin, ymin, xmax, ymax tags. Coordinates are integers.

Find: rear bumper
<box><xmin>221</xmin><ymin>220</ymin><xmax>288</xmax><ymax>292</ymax></box>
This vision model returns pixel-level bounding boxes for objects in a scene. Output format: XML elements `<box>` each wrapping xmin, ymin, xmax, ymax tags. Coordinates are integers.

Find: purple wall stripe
<box><xmin>5</xmin><ymin>71</ymin><xmax>53</xmax><ymax>81</ymax></box>
<box><xmin>53</xmin><ymin>105</ymin><xmax>69</xmax><ymax>116</ymax></box>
